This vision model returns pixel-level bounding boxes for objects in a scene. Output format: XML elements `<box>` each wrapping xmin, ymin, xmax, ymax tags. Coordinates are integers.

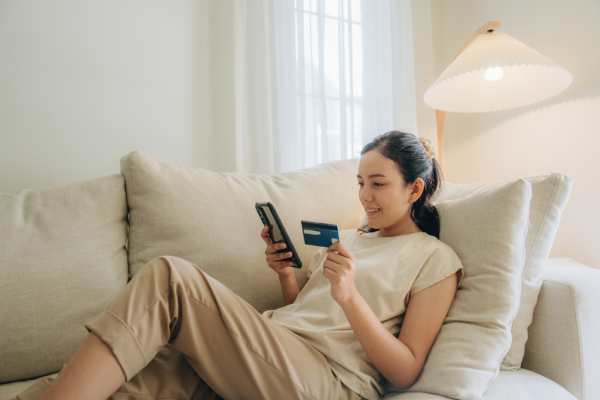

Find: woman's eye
<box><xmin>357</xmin><ymin>182</ymin><xmax>384</xmax><ymax>187</ymax></box>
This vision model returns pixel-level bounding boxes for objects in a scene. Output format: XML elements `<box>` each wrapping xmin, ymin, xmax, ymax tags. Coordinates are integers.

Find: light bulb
<box><xmin>484</xmin><ymin>66</ymin><xmax>504</xmax><ymax>81</ymax></box>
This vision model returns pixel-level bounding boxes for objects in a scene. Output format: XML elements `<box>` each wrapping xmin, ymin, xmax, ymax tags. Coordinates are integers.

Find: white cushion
<box><xmin>432</xmin><ymin>174</ymin><xmax>573</xmax><ymax>369</ymax></box>
<box><xmin>388</xmin><ymin>179</ymin><xmax>532</xmax><ymax>399</ymax></box>
<box><xmin>524</xmin><ymin>258</ymin><xmax>600</xmax><ymax>400</ymax></box>
<box><xmin>382</xmin><ymin>369</ymin><xmax>576</xmax><ymax>400</ymax></box>
<box><xmin>0</xmin><ymin>176</ymin><xmax>128</xmax><ymax>383</ymax></box>
<box><xmin>119</xmin><ymin>151</ymin><xmax>365</xmax><ymax>312</ymax></box>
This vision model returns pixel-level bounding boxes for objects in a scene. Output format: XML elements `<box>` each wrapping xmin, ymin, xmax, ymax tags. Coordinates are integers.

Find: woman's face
<box><xmin>357</xmin><ymin>150</ymin><xmax>424</xmax><ymax>236</ymax></box>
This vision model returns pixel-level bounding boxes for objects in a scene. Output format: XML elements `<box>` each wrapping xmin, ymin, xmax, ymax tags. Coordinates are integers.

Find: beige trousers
<box><xmin>14</xmin><ymin>256</ymin><xmax>361</xmax><ymax>400</ymax></box>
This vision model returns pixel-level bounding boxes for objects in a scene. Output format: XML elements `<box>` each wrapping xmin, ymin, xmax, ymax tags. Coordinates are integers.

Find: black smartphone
<box><xmin>255</xmin><ymin>202</ymin><xmax>302</xmax><ymax>268</ymax></box>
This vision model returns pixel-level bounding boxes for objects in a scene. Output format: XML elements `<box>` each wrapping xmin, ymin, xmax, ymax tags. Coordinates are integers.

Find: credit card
<box><xmin>301</xmin><ymin>220</ymin><xmax>340</xmax><ymax>247</ymax></box>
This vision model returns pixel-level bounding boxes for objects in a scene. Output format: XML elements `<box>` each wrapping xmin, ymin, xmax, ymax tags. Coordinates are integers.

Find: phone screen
<box><xmin>262</xmin><ymin>206</ymin><xmax>284</xmax><ymax>242</ymax></box>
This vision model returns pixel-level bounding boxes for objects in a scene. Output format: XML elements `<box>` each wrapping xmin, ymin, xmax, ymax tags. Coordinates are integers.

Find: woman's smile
<box><xmin>367</xmin><ymin>208</ymin><xmax>381</xmax><ymax>217</ymax></box>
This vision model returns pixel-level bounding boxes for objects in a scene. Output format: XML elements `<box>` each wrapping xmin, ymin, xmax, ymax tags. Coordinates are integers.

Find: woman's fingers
<box><xmin>266</xmin><ymin>242</ymin><xmax>288</xmax><ymax>256</ymax></box>
<box><xmin>261</xmin><ymin>226</ymin><xmax>272</xmax><ymax>244</ymax></box>
<box><xmin>262</xmin><ymin>227</ymin><xmax>295</xmax><ymax>271</ymax></box>
<box><xmin>267</xmin><ymin>251</ymin><xmax>293</xmax><ymax>262</ymax></box>
<box><xmin>271</xmin><ymin>260</ymin><xmax>296</xmax><ymax>270</ymax></box>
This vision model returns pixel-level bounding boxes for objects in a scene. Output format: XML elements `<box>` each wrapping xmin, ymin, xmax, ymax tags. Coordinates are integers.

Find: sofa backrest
<box><xmin>0</xmin><ymin>175</ymin><xmax>129</xmax><ymax>383</ymax></box>
<box><xmin>120</xmin><ymin>150</ymin><xmax>365</xmax><ymax>312</ymax></box>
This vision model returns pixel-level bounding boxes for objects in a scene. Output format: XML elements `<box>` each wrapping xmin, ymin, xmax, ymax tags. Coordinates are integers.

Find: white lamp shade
<box><xmin>424</xmin><ymin>31</ymin><xmax>573</xmax><ymax>113</ymax></box>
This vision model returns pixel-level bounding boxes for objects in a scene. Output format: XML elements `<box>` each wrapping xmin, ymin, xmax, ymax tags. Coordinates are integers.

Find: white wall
<box><xmin>0</xmin><ymin>0</ymin><xmax>214</xmax><ymax>193</ymax></box>
<box><xmin>410</xmin><ymin>0</ymin><xmax>436</xmax><ymax>145</ymax></box>
<box><xmin>428</xmin><ymin>0</ymin><xmax>600</xmax><ymax>268</ymax></box>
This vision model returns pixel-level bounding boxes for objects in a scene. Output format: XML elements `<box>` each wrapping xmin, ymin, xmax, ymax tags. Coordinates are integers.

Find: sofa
<box><xmin>1</xmin><ymin>151</ymin><xmax>598</xmax><ymax>400</ymax></box>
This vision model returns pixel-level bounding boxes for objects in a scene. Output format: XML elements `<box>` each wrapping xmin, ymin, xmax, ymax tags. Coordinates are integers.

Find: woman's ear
<box><xmin>410</xmin><ymin>178</ymin><xmax>426</xmax><ymax>203</ymax></box>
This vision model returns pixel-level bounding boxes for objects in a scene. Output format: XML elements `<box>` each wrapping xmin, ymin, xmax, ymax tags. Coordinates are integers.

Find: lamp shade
<box><xmin>424</xmin><ymin>30</ymin><xmax>573</xmax><ymax>113</ymax></box>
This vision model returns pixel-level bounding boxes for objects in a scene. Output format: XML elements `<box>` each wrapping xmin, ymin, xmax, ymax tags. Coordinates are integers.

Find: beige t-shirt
<box><xmin>261</xmin><ymin>228</ymin><xmax>464</xmax><ymax>400</ymax></box>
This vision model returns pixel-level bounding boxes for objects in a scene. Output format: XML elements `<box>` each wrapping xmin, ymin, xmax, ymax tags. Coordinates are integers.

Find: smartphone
<box><xmin>255</xmin><ymin>202</ymin><xmax>302</xmax><ymax>268</ymax></box>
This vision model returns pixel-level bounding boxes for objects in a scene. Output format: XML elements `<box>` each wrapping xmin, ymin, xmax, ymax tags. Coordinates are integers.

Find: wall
<box><xmin>410</xmin><ymin>0</ymin><xmax>436</xmax><ymax>145</ymax></box>
<box><xmin>3</xmin><ymin>0</ymin><xmax>596</xmax><ymax>267</ymax></box>
<box><xmin>0</xmin><ymin>0</ymin><xmax>214</xmax><ymax>193</ymax></box>
<box><xmin>429</xmin><ymin>0</ymin><xmax>600</xmax><ymax>267</ymax></box>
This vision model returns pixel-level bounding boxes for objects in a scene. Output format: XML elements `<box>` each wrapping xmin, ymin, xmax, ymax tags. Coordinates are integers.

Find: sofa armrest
<box><xmin>523</xmin><ymin>257</ymin><xmax>600</xmax><ymax>400</ymax></box>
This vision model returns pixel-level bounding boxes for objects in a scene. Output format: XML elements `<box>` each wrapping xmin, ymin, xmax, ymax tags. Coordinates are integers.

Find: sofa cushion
<box><xmin>431</xmin><ymin>174</ymin><xmax>573</xmax><ymax>369</ymax></box>
<box><xmin>0</xmin><ymin>176</ymin><xmax>129</xmax><ymax>383</ymax></box>
<box><xmin>0</xmin><ymin>372</ymin><xmax>59</xmax><ymax>400</ymax></box>
<box><xmin>523</xmin><ymin>258</ymin><xmax>600</xmax><ymax>400</ymax></box>
<box><xmin>119</xmin><ymin>150</ymin><xmax>365</xmax><ymax>312</ymax></box>
<box><xmin>381</xmin><ymin>369</ymin><xmax>576</xmax><ymax>400</ymax></box>
<box><xmin>387</xmin><ymin>179</ymin><xmax>531</xmax><ymax>399</ymax></box>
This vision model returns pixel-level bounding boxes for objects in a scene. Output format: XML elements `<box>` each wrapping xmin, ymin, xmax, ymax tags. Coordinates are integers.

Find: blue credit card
<box><xmin>301</xmin><ymin>220</ymin><xmax>340</xmax><ymax>247</ymax></box>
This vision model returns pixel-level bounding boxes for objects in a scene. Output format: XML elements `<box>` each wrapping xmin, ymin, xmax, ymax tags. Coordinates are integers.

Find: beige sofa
<box><xmin>1</xmin><ymin>153</ymin><xmax>598</xmax><ymax>400</ymax></box>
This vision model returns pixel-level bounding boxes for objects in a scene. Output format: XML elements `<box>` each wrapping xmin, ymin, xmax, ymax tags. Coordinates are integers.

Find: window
<box><xmin>293</xmin><ymin>0</ymin><xmax>363</xmax><ymax>164</ymax></box>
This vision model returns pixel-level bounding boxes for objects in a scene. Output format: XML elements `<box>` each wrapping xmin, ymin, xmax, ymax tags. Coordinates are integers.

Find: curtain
<box><xmin>211</xmin><ymin>0</ymin><xmax>417</xmax><ymax>174</ymax></box>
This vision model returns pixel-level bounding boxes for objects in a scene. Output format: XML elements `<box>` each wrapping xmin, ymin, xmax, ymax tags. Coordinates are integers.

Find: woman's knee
<box><xmin>143</xmin><ymin>255</ymin><xmax>202</xmax><ymax>282</ymax></box>
<box><xmin>141</xmin><ymin>256</ymin><xmax>171</xmax><ymax>275</ymax></box>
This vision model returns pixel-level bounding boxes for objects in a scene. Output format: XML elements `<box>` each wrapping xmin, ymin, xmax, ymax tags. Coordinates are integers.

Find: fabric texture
<box><xmin>432</xmin><ymin>173</ymin><xmax>573</xmax><ymax>369</ymax></box>
<box><xmin>263</xmin><ymin>228</ymin><xmax>463</xmax><ymax>400</ymax></box>
<box><xmin>119</xmin><ymin>150</ymin><xmax>365</xmax><ymax>312</ymax></box>
<box><xmin>0</xmin><ymin>175</ymin><xmax>128</xmax><ymax>383</ymax></box>
<box><xmin>387</xmin><ymin>179</ymin><xmax>532</xmax><ymax>400</ymax></box>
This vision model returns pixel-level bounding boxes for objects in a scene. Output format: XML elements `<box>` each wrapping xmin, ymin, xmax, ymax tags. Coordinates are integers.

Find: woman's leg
<box><xmin>40</xmin><ymin>333</ymin><xmax>125</xmax><ymax>400</ymax></box>
<box><xmin>29</xmin><ymin>255</ymin><xmax>358</xmax><ymax>399</ymax></box>
<box><xmin>16</xmin><ymin>345</ymin><xmax>215</xmax><ymax>400</ymax></box>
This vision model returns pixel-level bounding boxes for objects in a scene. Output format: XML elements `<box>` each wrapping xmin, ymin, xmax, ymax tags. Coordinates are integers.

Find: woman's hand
<box><xmin>323</xmin><ymin>240</ymin><xmax>359</xmax><ymax>305</ymax></box>
<box><xmin>261</xmin><ymin>225</ymin><xmax>296</xmax><ymax>279</ymax></box>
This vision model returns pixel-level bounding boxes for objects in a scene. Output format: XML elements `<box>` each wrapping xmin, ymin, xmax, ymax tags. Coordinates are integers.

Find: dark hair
<box><xmin>357</xmin><ymin>130</ymin><xmax>444</xmax><ymax>238</ymax></box>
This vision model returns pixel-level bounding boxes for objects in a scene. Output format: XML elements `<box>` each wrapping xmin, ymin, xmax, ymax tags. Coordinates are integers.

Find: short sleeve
<box><xmin>411</xmin><ymin>245</ymin><xmax>464</xmax><ymax>296</ymax></box>
<box><xmin>305</xmin><ymin>247</ymin><xmax>328</xmax><ymax>279</ymax></box>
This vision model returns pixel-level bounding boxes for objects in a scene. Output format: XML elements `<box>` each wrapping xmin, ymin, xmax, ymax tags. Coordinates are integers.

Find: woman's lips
<box><xmin>367</xmin><ymin>208</ymin><xmax>381</xmax><ymax>216</ymax></box>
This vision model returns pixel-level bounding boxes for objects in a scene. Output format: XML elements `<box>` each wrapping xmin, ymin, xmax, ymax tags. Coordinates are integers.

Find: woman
<box><xmin>18</xmin><ymin>130</ymin><xmax>463</xmax><ymax>400</ymax></box>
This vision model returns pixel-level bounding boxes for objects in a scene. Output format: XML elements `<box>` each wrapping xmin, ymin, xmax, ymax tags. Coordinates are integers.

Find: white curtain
<box><xmin>212</xmin><ymin>0</ymin><xmax>417</xmax><ymax>174</ymax></box>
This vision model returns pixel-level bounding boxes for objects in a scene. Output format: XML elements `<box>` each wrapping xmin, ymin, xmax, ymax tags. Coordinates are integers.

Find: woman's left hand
<box><xmin>323</xmin><ymin>241</ymin><xmax>358</xmax><ymax>306</ymax></box>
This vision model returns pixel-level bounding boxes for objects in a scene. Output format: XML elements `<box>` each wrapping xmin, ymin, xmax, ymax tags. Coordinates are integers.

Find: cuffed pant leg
<box><xmin>109</xmin><ymin>346</ymin><xmax>210</xmax><ymax>399</ymax></box>
<box><xmin>12</xmin><ymin>347</ymin><xmax>218</xmax><ymax>400</ymax></box>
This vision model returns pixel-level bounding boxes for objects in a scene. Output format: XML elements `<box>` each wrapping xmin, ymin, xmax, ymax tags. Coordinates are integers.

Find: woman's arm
<box><xmin>278</xmin><ymin>273</ymin><xmax>300</xmax><ymax>305</ymax></box>
<box><xmin>279</xmin><ymin>248</ymin><xmax>327</xmax><ymax>305</ymax></box>
<box><xmin>262</xmin><ymin>224</ymin><xmax>303</xmax><ymax>305</ymax></box>
<box><xmin>339</xmin><ymin>272</ymin><xmax>458</xmax><ymax>388</ymax></box>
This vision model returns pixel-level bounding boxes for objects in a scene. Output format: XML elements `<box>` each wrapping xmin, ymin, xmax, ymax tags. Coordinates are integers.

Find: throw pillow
<box><xmin>0</xmin><ymin>176</ymin><xmax>128</xmax><ymax>383</ymax></box>
<box><xmin>432</xmin><ymin>173</ymin><xmax>573</xmax><ymax>369</ymax></box>
<box><xmin>389</xmin><ymin>179</ymin><xmax>532</xmax><ymax>399</ymax></box>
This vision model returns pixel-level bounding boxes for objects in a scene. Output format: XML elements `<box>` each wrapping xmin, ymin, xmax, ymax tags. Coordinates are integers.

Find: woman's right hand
<box><xmin>261</xmin><ymin>225</ymin><xmax>296</xmax><ymax>278</ymax></box>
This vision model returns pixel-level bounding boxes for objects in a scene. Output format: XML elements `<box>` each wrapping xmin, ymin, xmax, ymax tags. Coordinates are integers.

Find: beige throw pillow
<box><xmin>0</xmin><ymin>176</ymin><xmax>128</xmax><ymax>383</ymax></box>
<box><xmin>432</xmin><ymin>174</ymin><xmax>573</xmax><ymax>370</ymax></box>
<box><xmin>389</xmin><ymin>179</ymin><xmax>532</xmax><ymax>399</ymax></box>
<box><xmin>120</xmin><ymin>151</ymin><xmax>365</xmax><ymax>312</ymax></box>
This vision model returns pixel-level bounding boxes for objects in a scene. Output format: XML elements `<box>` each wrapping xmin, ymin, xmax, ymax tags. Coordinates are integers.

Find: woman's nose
<box><xmin>360</xmin><ymin>190</ymin><xmax>372</xmax><ymax>202</ymax></box>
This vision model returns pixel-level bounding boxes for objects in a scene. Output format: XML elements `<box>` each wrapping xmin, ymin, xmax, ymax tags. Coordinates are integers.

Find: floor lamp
<box><xmin>424</xmin><ymin>21</ymin><xmax>573</xmax><ymax>169</ymax></box>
